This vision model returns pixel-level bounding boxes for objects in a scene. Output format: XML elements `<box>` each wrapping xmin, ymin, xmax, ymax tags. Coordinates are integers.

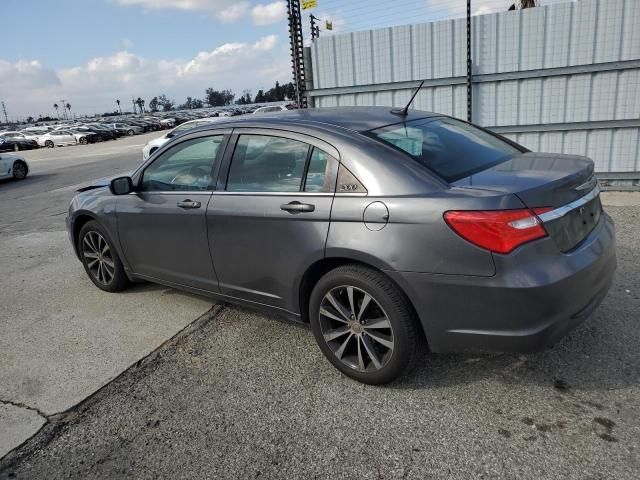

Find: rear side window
<box><xmin>368</xmin><ymin>117</ymin><xmax>521</xmax><ymax>182</ymax></box>
<box><xmin>226</xmin><ymin>134</ymin><xmax>339</xmax><ymax>193</ymax></box>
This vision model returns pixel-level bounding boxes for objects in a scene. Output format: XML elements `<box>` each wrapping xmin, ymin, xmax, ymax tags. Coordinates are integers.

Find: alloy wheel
<box><xmin>318</xmin><ymin>286</ymin><xmax>394</xmax><ymax>372</ymax></box>
<box><xmin>82</xmin><ymin>231</ymin><xmax>115</xmax><ymax>285</ymax></box>
<box><xmin>13</xmin><ymin>162</ymin><xmax>26</xmax><ymax>179</ymax></box>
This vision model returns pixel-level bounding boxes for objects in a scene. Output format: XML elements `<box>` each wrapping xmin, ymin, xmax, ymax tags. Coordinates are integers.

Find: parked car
<box><xmin>253</xmin><ymin>105</ymin><xmax>288</xmax><ymax>114</ymax></box>
<box><xmin>66</xmin><ymin>107</ymin><xmax>616</xmax><ymax>385</ymax></box>
<box><xmin>87</xmin><ymin>124</ymin><xmax>120</xmax><ymax>139</ymax></box>
<box><xmin>64</xmin><ymin>128</ymin><xmax>100</xmax><ymax>144</ymax></box>
<box><xmin>0</xmin><ymin>132</ymin><xmax>40</xmax><ymax>151</ymax></box>
<box><xmin>74</xmin><ymin>125</ymin><xmax>116</xmax><ymax>141</ymax></box>
<box><xmin>105</xmin><ymin>123</ymin><xmax>143</xmax><ymax>136</ymax></box>
<box><xmin>37</xmin><ymin>130</ymin><xmax>77</xmax><ymax>147</ymax></box>
<box><xmin>141</xmin><ymin>118</ymin><xmax>219</xmax><ymax>160</ymax></box>
<box><xmin>0</xmin><ymin>152</ymin><xmax>29</xmax><ymax>180</ymax></box>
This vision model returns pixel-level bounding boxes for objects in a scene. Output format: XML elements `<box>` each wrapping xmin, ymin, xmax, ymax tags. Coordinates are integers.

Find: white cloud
<box><xmin>0</xmin><ymin>35</ymin><xmax>290</xmax><ymax>118</ymax></box>
<box><xmin>0</xmin><ymin>60</ymin><xmax>60</xmax><ymax>91</ymax></box>
<box><xmin>251</xmin><ymin>1</ymin><xmax>286</xmax><ymax>26</ymax></box>
<box><xmin>218</xmin><ymin>2</ymin><xmax>249</xmax><ymax>22</ymax></box>
<box><xmin>114</xmin><ymin>0</ymin><xmax>249</xmax><ymax>22</ymax></box>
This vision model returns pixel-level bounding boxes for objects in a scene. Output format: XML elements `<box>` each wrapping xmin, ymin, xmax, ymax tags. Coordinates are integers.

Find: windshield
<box><xmin>368</xmin><ymin>117</ymin><xmax>522</xmax><ymax>182</ymax></box>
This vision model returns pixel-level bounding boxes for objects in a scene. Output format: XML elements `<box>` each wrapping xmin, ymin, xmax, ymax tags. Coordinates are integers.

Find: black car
<box><xmin>73</xmin><ymin>126</ymin><xmax>115</xmax><ymax>142</ymax></box>
<box><xmin>0</xmin><ymin>133</ymin><xmax>39</xmax><ymax>151</ymax></box>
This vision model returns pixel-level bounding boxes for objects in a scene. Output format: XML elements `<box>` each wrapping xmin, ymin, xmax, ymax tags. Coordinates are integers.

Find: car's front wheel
<box><xmin>127</xmin><ymin>129</ymin><xmax>134</xmax><ymax>136</ymax></box>
<box><xmin>12</xmin><ymin>161</ymin><xmax>27</xmax><ymax>180</ymax></box>
<box><xmin>13</xmin><ymin>144</ymin><xmax>20</xmax><ymax>152</ymax></box>
<box><xmin>79</xmin><ymin>136</ymin><xmax>88</xmax><ymax>145</ymax></box>
<box><xmin>309</xmin><ymin>265</ymin><xmax>422</xmax><ymax>385</ymax></box>
<box><xmin>45</xmin><ymin>140</ymin><xmax>54</xmax><ymax>148</ymax></box>
<box><xmin>78</xmin><ymin>221</ymin><xmax>130</xmax><ymax>292</ymax></box>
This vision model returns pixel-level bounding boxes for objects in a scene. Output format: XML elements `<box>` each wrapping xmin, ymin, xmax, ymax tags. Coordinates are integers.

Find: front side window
<box><xmin>226</xmin><ymin>135</ymin><xmax>309</xmax><ymax>192</ymax></box>
<box><xmin>368</xmin><ymin>117</ymin><xmax>522</xmax><ymax>182</ymax></box>
<box><xmin>141</xmin><ymin>135</ymin><xmax>223</xmax><ymax>192</ymax></box>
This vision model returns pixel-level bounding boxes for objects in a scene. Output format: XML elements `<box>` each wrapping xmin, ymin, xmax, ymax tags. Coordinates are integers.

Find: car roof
<box><xmin>208</xmin><ymin>106</ymin><xmax>440</xmax><ymax>133</ymax></box>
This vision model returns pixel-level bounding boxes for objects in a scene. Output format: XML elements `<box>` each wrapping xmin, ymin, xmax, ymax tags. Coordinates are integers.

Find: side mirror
<box><xmin>110</xmin><ymin>176</ymin><xmax>134</xmax><ymax>195</ymax></box>
<box><xmin>166</xmin><ymin>132</ymin><xmax>174</xmax><ymax>138</ymax></box>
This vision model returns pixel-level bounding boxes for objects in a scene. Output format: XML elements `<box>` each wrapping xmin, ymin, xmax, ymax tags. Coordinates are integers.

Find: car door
<box><xmin>116</xmin><ymin>132</ymin><xmax>229</xmax><ymax>292</ymax></box>
<box><xmin>207</xmin><ymin>130</ymin><xmax>339</xmax><ymax>313</ymax></box>
<box><xmin>0</xmin><ymin>154</ymin><xmax>10</xmax><ymax>178</ymax></box>
<box><xmin>62</xmin><ymin>131</ymin><xmax>77</xmax><ymax>145</ymax></box>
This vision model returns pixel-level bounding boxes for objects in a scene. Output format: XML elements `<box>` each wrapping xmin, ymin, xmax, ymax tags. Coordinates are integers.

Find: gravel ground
<box><xmin>0</xmin><ymin>205</ymin><xmax>638</xmax><ymax>479</ymax></box>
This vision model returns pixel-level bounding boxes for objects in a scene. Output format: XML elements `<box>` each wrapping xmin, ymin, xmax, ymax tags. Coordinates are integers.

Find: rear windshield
<box><xmin>368</xmin><ymin>117</ymin><xmax>522</xmax><ymax>182</ymax></box>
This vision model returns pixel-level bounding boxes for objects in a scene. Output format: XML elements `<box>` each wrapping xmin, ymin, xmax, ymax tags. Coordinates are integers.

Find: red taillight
<box><xmin>443</xmin><ymin>208</ymin><xmax>551</xmax><ymax>254</ymax></box>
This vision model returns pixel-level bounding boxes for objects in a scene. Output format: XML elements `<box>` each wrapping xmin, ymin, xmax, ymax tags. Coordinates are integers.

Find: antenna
<box><xmin>390</xmin><ymin>80</ymin><xmax>425</xmax><ymax>116</ymax></box>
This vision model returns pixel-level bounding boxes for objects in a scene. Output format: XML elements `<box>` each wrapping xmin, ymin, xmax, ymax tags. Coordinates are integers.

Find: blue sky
<box><xmin>0</xmin><ymin>0</ymin><xmax>573</xmax><ymax>119</ymax></box>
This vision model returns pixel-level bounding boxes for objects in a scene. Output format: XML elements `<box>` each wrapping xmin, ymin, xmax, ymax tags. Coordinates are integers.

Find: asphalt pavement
<box><xmin>0</xmin><ymin>136</ymin><xmax>638</xmax><ymax>479</ymax></box>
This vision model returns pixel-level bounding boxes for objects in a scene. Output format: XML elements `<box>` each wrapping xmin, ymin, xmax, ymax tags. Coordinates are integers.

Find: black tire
<box><xmin>45</xmin><ymin>140</ymin><xmax>54</xmax><ymax>148</ymax></box>
<box><xmin>13</xmin><ymin>143</ymin><xmax>20</xmax><ymax>152</ymax></box>
<box><xmin>78</xmin><ymin>220</ymin><xmax>130</xmax><ymax>292</ymax></box>
<box><xmin>309</xmin><ymin>264</ymin><xmax>422</xmax><ymax>385</ymax></box>
<box><xmin>79</xmin><ymin>136</ymin><xmax>88</xmax><ymax>145</ymax></box>
<box><xmin>127</xmin><ymin>129</ymin><xmax>134</xmax><ymax>136</ymax></box>
<box><xmin>12</xmin><ymin>161</ymin><xmax>27</xmax><ymax>180</ymax></box>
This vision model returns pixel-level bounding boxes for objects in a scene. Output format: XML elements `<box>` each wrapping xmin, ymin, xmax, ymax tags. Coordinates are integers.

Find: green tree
<box><xmin>157</xmin><ymin>94</ymin><xmax>174</xmax><ymax>112</ymax></box>
<box><xmin>148</xmin><ymin>97</ymin><xmax>159</xmax><ymax>112</ymax></box>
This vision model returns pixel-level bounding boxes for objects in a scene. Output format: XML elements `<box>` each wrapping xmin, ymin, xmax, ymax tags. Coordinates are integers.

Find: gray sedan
<box><xmin>66</xmin><ymin>107</ymin><xmax>616</xmax><ymax>384</ymax></box>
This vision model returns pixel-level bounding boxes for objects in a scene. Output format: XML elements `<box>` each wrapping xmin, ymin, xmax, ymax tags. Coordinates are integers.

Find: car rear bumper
<box><xmin>386</xmin><ymin>212</ymin><xmax>616</xmax><ymax>353</ymax></box>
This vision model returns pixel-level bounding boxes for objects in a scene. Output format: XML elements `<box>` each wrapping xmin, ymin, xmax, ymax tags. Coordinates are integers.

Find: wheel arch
<box><xmin>297</xmin><ymin>257</ymin><xmax>427</xmax><ymax>345</ymax></box>
<box><xmin>71</xmin><ymin>212</ymin><xmax>100</xmax><ymax>259</ymax></box>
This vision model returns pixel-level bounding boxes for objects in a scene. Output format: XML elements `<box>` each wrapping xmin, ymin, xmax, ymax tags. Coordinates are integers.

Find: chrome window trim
<box><xmin>537</xmin><ymin>185</ymin><xmax>601</xmax><ymax>223</ymax></box>
<box><xmin>127</xmin><ymin>191</ymin><xmax>213</xmax><ymax>195</ymax></box>
<box><xmin>211</xmin><ymin>191</ymin><xmax>333</xmax><ymax>197</ymax></box>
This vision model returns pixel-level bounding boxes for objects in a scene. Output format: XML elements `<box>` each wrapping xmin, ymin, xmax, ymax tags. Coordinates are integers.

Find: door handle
<box><xmin>177</xmin><ymin>199</ymin><xmax>201</xmax><ymax>209</ymax></box>
<box><xmin>280</xmin><ymin>201</ymin><xmax>315</xmax><ymax>214</ymax></box>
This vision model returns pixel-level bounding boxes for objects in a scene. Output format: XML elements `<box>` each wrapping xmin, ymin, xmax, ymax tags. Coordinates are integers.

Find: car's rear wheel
<box><xmin>78</xmin><ymin>221</ymin><xmax>130</xmax><ymax>292</ymax></box>
<box><xmin>127</xmin><ymin>129</ymin><xmax>134</xmax><ymax>136</ymax></box>
<box><xmin>79</xmin><ymin>136</ymin><xmax>88</xmax><ymax>145</ymax></box>
<box><xmin>45</xmin><ymin>140</ymin><xmax>54</xmax><ymax>148</ymax></box>
<box><xmin>13</xmin><ymin>144</ymin><xmax>20</xmax><ymax>152</ymax></box>
<box><xmin>309</xmin><ymin>265</ymin><xmax>422</xmax><ymax>384</ymax></box>
<box><xmin>12</xmin><ymin>161</ymin><xmax>27</xmax><ymax>180</ymax></box>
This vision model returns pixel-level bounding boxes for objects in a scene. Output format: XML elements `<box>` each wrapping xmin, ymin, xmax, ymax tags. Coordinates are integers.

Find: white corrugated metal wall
<box><xmin>308</xmin><ymin>0</ymin><xmax>640</xmax><ymax>177</ymax></box>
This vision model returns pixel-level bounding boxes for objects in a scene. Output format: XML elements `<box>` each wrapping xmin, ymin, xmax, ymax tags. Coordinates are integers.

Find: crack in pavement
<box><xmin>0</xmin><ymin>400</ymin><xmax>47</xmax><ymax>420</ymax></box>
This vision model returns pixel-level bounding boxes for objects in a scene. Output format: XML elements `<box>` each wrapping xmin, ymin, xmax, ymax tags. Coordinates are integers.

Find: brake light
<box><xmin>444</xmin><ymin>208</ymin><xmax>551</xmax><ymax>254</ymax></box>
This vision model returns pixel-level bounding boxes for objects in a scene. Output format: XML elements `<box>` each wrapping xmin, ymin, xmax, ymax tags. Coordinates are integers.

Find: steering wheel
<box><xmin>169</xmin><ymin>165</ymin><xmax>210</xmax><ymax>187</ymax></box>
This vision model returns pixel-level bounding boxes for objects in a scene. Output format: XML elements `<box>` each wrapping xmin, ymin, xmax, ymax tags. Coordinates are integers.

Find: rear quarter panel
<box><xmin>327</xmin><ymin>188</ymin><xmax>526</xmax><ymax>277</ymax></box>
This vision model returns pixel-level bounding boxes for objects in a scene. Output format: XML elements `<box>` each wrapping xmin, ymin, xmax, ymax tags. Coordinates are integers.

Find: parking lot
<box><xmin>0</xmin><ymin>137</ymin><xmax>639</xmax><ymax>479</ymax></box>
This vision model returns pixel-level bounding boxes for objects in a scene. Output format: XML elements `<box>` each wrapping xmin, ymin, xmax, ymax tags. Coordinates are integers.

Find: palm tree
<box><xmin>65</xmin><ymin>103</ymin><xmax>72</xmax><ymax>119</ymax></box>
<box><xmin>116</xmin><ymin>99</ymin><xmax>122</xmax><ymax>115</ymax></box>
<box><xmin>53</xmin><ymin>103</ymin><xmax>59</xmax><ymax>119</ymax></box>
<box><xmin>135</xmin><ymin>97</ymin><xmax>144</xmax><ymax>114</ymax></box>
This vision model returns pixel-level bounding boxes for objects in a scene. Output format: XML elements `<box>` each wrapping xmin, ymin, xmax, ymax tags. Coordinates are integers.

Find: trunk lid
<box><xmin>453</xmin><ymin>153</ymin><xmax>602</xmax><ymax>252</ymax></box>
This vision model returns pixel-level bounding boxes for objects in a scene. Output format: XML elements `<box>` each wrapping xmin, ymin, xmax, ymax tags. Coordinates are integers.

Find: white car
<box><xmin>253</xmin><ymin>105</ymin><xmax>288</xmax><ymax>114</ymax></box>
<box><xmin>142</xmin><ymin>118</ymin><xmax>219</xmax><ymax>160</ymax></box>
<box><xmin>159</xmin><ymin>118</ymin><xmax>175</xmax><ymax>128</ymax></box>
<box><xmin>37</xmin><ymin>130</ymin><xmax>78</xmax><ymax>148</ymax></box>
<box><xmin>0</xmin><ymin>152</ymin><xmax>29</xmax><ymax>180</ymax></box>
<box><xmin>2</xmin><ymin>131</ymin><xmax>40</xmax><ymax>142</ymax></box>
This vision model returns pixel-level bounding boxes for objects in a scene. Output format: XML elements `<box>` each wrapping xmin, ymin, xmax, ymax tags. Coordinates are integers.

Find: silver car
<box><xmin>66</xmin><ymin>107</ymin><xmax>616</xmax><ymax>384</ymax></box>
